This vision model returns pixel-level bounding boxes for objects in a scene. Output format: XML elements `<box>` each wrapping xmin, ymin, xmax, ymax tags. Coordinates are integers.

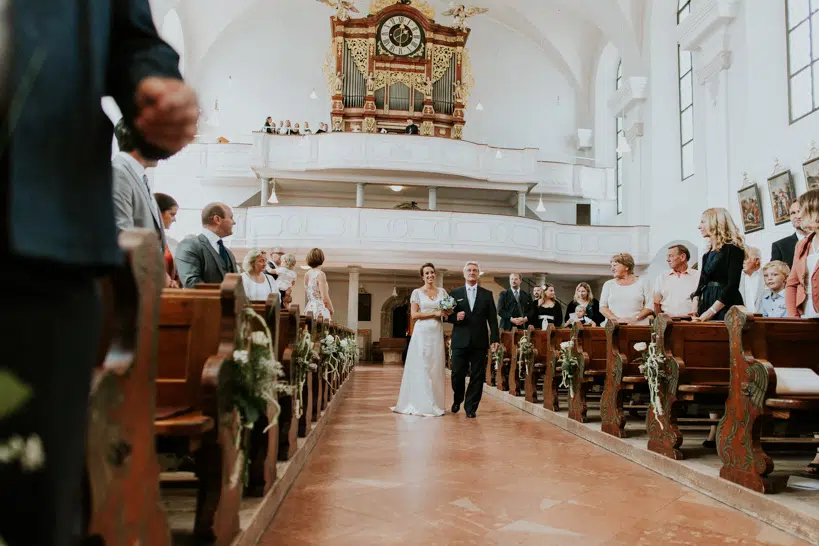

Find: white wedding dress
<box><xmin>391</xmin><ymin>287</ymin><xmax>448</xmax><ymax>417</ymax></box>
<box><xmin>304</xmin><ymin>269</ymin><xmax>331</xmax><ymax>321</ymax></box>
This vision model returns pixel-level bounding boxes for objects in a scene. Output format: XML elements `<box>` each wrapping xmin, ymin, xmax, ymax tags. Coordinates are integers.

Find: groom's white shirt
<box><xmin>466</xmin><ymin>283</ymin><xmax>478</xmax><ymax>311</ymax></box>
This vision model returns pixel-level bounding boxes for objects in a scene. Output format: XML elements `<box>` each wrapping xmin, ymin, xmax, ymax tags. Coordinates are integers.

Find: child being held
<box><xmin>567</xmin><ymin>304</ymin><xmax>597</xmax><ymax>326</ymax></box>
<box><xmin>760</xmin><ymin>260</ymin><xmax>790</xmax><ymax>318</ymax></box>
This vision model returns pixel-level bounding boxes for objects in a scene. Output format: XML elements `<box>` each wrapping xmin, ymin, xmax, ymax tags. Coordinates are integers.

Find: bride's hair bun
<box><xmin>419</xmin><ymin>262</ymin><xmax>436</xmax><ymax>277</ymax></box>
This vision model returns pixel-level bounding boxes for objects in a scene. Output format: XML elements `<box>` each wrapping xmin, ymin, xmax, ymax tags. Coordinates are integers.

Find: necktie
<box><xmin>217</xmin><ymin>239</ymin><xmax>230</xmax><ymax>269</ymax></box>
<box><xmin>514</xmin><ymin>290</ymin><xmax>523</xmax><ymax>315</ymax></box>
<box><xmin>142</xmin><ymin>174</ymin><xmax>151</xmax><ymax>193</ymax></box>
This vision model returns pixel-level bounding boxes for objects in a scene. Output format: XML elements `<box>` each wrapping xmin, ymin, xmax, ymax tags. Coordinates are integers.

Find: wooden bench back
<box><xmin>746</xmin><ymin>317</ymin><xmax>819</xmax><ymax>372</ymax></box>
<box><xmin>576</xmin><ymin>325</ymin><xmax>607</xmax><ymax>372</ymax></box>
<box><xmin>156</xmin><ymin>275</ymin><xmax>244</xmax><ymax>410</ymax></box>
<box><xmin>609</xmin><ymin>323</ymin><xmax>652</xmax><ymax>375</ymax></box>
<box><xmin>656</xmin><ymin>314</ymin><xmax>730</xmax><ymax>385</ymax></box>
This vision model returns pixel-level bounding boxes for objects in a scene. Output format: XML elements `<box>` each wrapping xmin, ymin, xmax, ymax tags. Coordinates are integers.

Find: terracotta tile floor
<box><xmin>259</xmin><ymin>365</ymin><xmax>809</xmax><ymax>545</ymax></box>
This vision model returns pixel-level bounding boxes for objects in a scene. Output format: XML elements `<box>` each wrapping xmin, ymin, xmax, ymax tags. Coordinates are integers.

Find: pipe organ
<box><xmin>326</xmin><ymin>0</ymin><xmax>472</xmax><ymax>138</ymax></box>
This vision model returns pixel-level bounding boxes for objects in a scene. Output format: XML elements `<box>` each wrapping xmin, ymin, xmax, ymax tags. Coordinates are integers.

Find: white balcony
<box><xmin>222</xmin><ymin>206</ymin><xmax>649</xmax><ymax>275</ymax></box>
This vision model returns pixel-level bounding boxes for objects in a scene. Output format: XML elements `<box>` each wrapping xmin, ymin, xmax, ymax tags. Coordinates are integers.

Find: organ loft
<box><xmin>323</xmin><ymin>0</ymin><xmax>485</xmax><ymax>138</ymax></box>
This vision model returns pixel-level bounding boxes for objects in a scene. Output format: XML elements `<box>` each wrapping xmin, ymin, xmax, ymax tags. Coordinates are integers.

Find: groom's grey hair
<box><xmin>463</xmin><ymin>261</ymin><xmax>481</xmax><ymax>274</ymax></box>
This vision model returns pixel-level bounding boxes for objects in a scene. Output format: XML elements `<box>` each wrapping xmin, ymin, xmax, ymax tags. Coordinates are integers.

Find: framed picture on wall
<box><xmin>766</xmin><ymin>170</ymin><xmax>797</xmax><ymax>226</ymax></box>
<box><xmin>737</xmin><ymin>183</ymin><xmax>764</xmax><ymax>234</ymax></box>
<box><xmin>803</xmin><ymin>156</ymin><xmax>819</xmax><ymax>191</ymax></box>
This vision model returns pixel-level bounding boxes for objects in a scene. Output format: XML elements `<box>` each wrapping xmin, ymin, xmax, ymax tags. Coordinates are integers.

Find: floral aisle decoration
<box><xmin>491</xmin><ymin>343</ymin><xmax>505</xmax><ymax>371</ymax></box>
<box><xmin>516</xmin><ymin>332</ymin><xmax>536</xmax><ymax>382</ymax></box>
<box><xmin>634</xmin><ymin>340</ymin><xmax>667</xmax><ymax>429</ymax></box>
<box><xmin>227</xmin><ymin>307</ymin><xmax>292</xmax><ymax>487</ymax></box>
<box><xmin>321</xmin><ymin>333</ymin><xmax>342</xmax><ymax>387</ymax></box>
<box><xmin>292</xmin><ymin>326</ymin><xmax>318</xmax><ymax>418</ymax></box>
<box><xmin>339</xmin><ymin>335</ymin><xmax>358</xmax><ymax>376</ymax></box>
<box><xmin>557</xmin><ymin>340</ymin><xmax>579</xmax><ymax>398</ymax></box>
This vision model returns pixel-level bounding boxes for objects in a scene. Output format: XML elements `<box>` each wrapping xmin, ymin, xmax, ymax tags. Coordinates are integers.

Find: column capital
<box><xmin>347</xmin><ymin>265</ymin><xmax>362</xmax><ymax>273</ymax></box>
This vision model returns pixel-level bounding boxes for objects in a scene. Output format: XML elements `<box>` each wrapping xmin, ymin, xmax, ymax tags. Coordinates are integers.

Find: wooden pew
<box><xmin>600</xmin><ymin>320</ymin><xmax>652</xmax><ymax>438</ymax></box>
<box><xmin>275</xmin><ymin>304</ymin><xmax>302</xmax><ymax>460</ymax></box>
<box><xmin>542</xmin><ymin>327</ymin><xmax>572</xmax><ymax>412</ymax></box>
<box><xmin>310</xmin><ymin>315</ymin><xmax>325</xmax><ymax>420</ymax></box>
<box><xmin>566</xmin><ymin>324</ymin><xmax>608</xmax><ymax>423</ymax></box>
<box><xmin>508</xmin><ymin>330</ymin><xmax>532</xmax><ymax>397</ymax></box>
<box><xmin>497</xmin><ymin>329</ymin><xmax>516</xmax><ymax>391</ymax></box>
<box><xmin>156</xmin><ymin>276</ymin><xmax>245</xmax><ymax>546</ymax></box>
<box><xmin>647</xmin><ymin>314</ymin><xmax>730</xmax><ymax>460</ymax></box>
<box><xmin>719</xmin><ymin>308</ymin><xmax>819</xmax><ymax>493</ymax></box>
<box><xmin>297</xmin><ymin>313</ymin><xmax>315</xmax><ymax>437</ymax></box>
<box><xmin>85</xmin><ymin>230</ymin><xmax>171</xmax><ymax>546</ymax></box>
<box><xmin>525</xmin><ymin>327</ymin><xmax>553</xmax><ymax>404</ymax></box>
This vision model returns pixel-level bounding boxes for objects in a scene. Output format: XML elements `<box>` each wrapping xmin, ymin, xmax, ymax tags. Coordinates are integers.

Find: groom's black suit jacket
<box><xmin>447</xmin><ymin>285</ymin><xmax>499</xmax><ymax>349</ymax></box>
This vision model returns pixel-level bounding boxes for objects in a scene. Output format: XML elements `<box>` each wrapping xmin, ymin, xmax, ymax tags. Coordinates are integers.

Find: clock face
<box><xmin>378</xmin><ymin>15</ymin><xmax>425</xmax><ymax>57</ymax></box>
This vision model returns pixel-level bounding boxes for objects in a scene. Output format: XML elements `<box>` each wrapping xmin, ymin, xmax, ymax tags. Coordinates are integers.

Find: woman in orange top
<box><xmin>154</xmin><ymin>192</ymin><xmax>180</xmax><ymax>288</ymax></box>
<box><xmin>785</xmin><ymin>189</ymin><xmax>819</xmax><ymax>318</ymax></box>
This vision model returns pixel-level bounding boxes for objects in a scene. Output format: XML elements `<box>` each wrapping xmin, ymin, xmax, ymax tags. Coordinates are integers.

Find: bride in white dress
<box><xmin>391</xmin><ymin>263</ymin><xmax>452</xmax><ymax>417</ymax></box>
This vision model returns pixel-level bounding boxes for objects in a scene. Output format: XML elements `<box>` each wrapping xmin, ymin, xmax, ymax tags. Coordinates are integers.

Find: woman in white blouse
<box><xmin>600</xmin><ymin>253</ymin><xmax>654</xmax><ymax>325</ymax></box>
<box><xmin>241</xmin><ymin>248</ymin><xmax>278</xmax><ymax>302</ymax></box>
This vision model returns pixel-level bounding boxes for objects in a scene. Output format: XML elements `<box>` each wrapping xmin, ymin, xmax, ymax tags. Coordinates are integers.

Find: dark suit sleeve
<box><xmin>720</xmin><ymin>245</ymin><xmax>745</xmax><ymax>305</ymax></box>
<box><xmin>487</xmin><ymin>293</ymin><xmax>499</xmax><ymax>344</ymax></box>
<box><xmin>174</xmin><ymin>240</ymin><xmax>204</xmax><ymax>288</ymax></box>
<box><xmin>771</xmin><ymin>241</ymin><xmax>783</xmax><ymax>263</ymax></box>
<box><xmin>555</xmin><ymin>302</ymin><xmax>563</xmax><ymax>326</ymax></box>
<box><xmin>446</xmin><ymin>289</ymin><xmax>460</xmax><ymax>324</ymax></box>
<box><xmin>497</xmin><ymin>291</ymin><xmax>512</xmax><ymax>323</ymax></box>
<box><xmin>107</xmin><ymin>0</ymin><xmax>183</xmax><ymax>132</ymax></box>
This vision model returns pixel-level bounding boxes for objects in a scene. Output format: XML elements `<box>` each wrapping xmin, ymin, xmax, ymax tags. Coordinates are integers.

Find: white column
<box><xmin>436</xmin><ymin>269</ymin><xmax>445</xmax><ymax>288</ymax></box>
<box><xmin>517</xmin><ymin>192</ymin><xmax>527</xmax><ymax>217</ymax></box>
<box><xmin>356</xmin><ymin>183</ymin><xmax>365</xmax><ymax>208</ymax></box>
<box><xmin>260</xmin><ymin>177</ymin><xmax>270</xmax><ymax>206</ymax></box>
<box><xmin>428</xmin><ymin>186</ymin><xmax>438</xmax><ymax>210</ymax></box>
<box><xmin>537</xmin><ymin>274</ymin><xmax>547</xmax><ymax>287</ymax></box>
<box><xmin>347</xmin><ymin>266</ymin><xmax>360</xmax><ymax>332</ymax></box>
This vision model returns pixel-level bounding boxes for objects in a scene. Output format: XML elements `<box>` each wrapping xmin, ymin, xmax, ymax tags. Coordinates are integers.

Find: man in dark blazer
<box><xmin>0</xmin><ymin>2</ymin><xmax>198</xmax><ymax>545</ymax></box>
<box><xmin>405</xmin><ymin>118</ymin><xmax>420</xmax><ymax>135</ymax></box>
<box><xmin>497</xmin><ymin>272</ymin><xmax>533</xmax><ymax>331</ymax></box>
<box><xmin>447</xmin><ymin>261</ymin><xmax>500</xmax><ymax>418</ymax></box>
<box><xmin>771</xmin><ymin>200</ymin><xmax>806</xmax><ymax>268</ymax></box>
<box><xmin>175</xmin><ymin>203</ymin><xmax>238</xmax><ymax>287</ymax></box>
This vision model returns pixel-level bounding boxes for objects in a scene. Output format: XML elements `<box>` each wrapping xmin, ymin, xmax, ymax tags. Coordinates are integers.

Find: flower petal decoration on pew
<box><xmin>558</xmin><ymin>341</ymin><xmax>578</xmax><ymax>398</ymax></box>
<box><xmin>517</xmin><ymin>332</ymin><xmax>536</xmax><ymax>382</ymax></box>
<box><xmin>635</xmin><ymin>337</ymin><xmax>667</xmax><ymax>430</ymax></box>
<box><xmin>491</xmin><ymin>343</ymin><xmax>505</xmax><ymax>371</ymax></box>
<box><xmin>228</xmin><ymin>306</ymin><xmax>292</xmax><ymax>487</ymax></box>
<box><xmin>293</xmin><ymin>326</ymin><xmax>318</xmax><ymax>419</ymax></box>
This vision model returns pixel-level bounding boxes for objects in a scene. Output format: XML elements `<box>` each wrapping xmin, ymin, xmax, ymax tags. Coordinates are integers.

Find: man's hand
<box><xmin>456</xmin><ymin>311</ymin><xmax>466</xmax><ymax>321</ymax></box>
<box><xmin>135</xmin><ymin>77</ymin><xmax>199</xmax><ymax>154</ymax></box>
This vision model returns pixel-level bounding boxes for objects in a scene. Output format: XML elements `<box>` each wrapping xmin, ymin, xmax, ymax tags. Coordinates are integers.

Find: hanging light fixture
<box><xmin>267</xmin><ymin>179</ymin><xmax>279</xmax><ymax>204</ymax></box>
<box><xmin>616</xmin><ymin>132</ymin><xmax>631</xmax><ymax>154</ymax></box>
<box><xmin>475</xmin><ymin>101</ymin><xmax>484</xmax><ymax>111</ymax></box>
<box><xmin>536</xmin><ymin>194</ymin><xmax>546</xmax><ymax>212</ymax></box>
<box><xmin>495</xmin><ymin>149</ymin><xmax>503</xmax><ymax>159</ymax></box>
<box><xmin>310</xmin><ymin>88</ymin><xmax>318</xmax><ymax>99</ymax></box>
<box><xmin>390</xmin><ymin>185</ymin><xmax>404</xmax><ymax>192</ymax></box>
<box><xmin>391</xmin><ymin>285</ymin><xmax>398</xmax><ymax>297</ymax></box>
<box><xmin>206</xmin><ymin>99</ymin><xmax>220</xmax><ymax>127</ymax></box>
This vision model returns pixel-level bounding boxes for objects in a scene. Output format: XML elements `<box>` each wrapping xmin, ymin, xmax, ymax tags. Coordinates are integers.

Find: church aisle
<box><xmin>259</xmin><ymin>365</ymin><xmax>807</xmax><ymax>546</ymax></box>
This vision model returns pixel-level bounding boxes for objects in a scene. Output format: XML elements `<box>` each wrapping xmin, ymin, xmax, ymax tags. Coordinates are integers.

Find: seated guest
<box><xmin>531</xmin><ymin>283</ymin><xmax>563</xmax><ymax>329</ymax></box>
<box><xmin>302</xmin><ymin>122</ymin><xmax>312</xmax><ymax>134</ymax></box>
<box><xmin>263</xmin><ymin>116</ymin><xmax>274</xmax><ymax>133</ymax></box>
<box><xmin>786</xmin><ymin>189</ymin><xmax>819</xmax><ymax>318</ymax></box>
<box><xmin>280</xmin><ymin>120</ymin><xmax>293</xmax><ymax>135</ymax></box>
<box><xmin>563</xmin><ymin>282</ymin><xmax>602</xmax><ymax>325</ymax></box>
<box><xmin>566</xmin><ymin>304</ymin><xmax>596</xmax><ymax>326</ymax></box>
<box><xmin>315</xmin><ymin>123</ymin><xmax>327</xmax><ymax>134</ymax></box>
<box><xmin>154</xmin><ymin>192</ymin><xmax>180</xmax><ymax>288</ymax></box>
<box><xmin>293</xmin><ymin>123</ymin><xmax>301</xmax><ymax>135</ymax></box>
<box><xmin>760</xmin><ymin>260</ymin><xmax>790</xmax><ymax>318</ymax></box>
<box><xmin>691</xmin><ymin>207</ymin><xmax>745</xmax><ymax>321</ymax></box>
<box><xmin>600</xmin><ymin>253</ymin><xmax>653</xmax><ymax>325</ymax></box>
<box><xmin>266</xmin><ymin>246</ymin><xmax>284</xmax><ymax>279</ymax></box>
<box><xmin>740</xmin><ymin>246</ymin><xmax>764</xmax><ymax>313</ymax></box>
<box><xmin>653</xmin><ymin>244</ymin><xmax>700</xmax><ymax>318</ymax></box>
<box><xmin>241</xmin><ymin>248</ymin><xmax>278</xmax><ymax>302</ymax></box>
<box><xmin>175</xmin><ymin>202</ymin><xmax>238</xmax><ymax>288</ymax></box>
<box><xmin>497</xmin><ymin>273</ymin><xmax>533</xmax><ymax>330</ymax></box>
<box><xmin>771</xmin><ymin>200</ymin><xmax>806</xmax><ymax>267</ymax></box>
<box><xmin>405</xmin><ymin>118</ymin><xmax>420</xmax><ymax>135</ymax></box>
<box><xmin>277</xmin><ymin>120</ymin><xmax>284</xmax><ymax>133</ymax></box>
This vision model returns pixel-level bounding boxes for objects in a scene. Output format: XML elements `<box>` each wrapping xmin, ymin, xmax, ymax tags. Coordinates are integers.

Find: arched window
<box><xmin>615</xmin><ymin>60</ymin><xmax>624</xmax><ymax>215</ymax></box>
<box><xmin>786</xmin><ymin>0</ymin><xmax>819</xmax><ymax>122</ymax></box>
<box><xmin>678</xmin><ymin>0</ymin><xmax>694</xmax><ymax>180</ymax></box>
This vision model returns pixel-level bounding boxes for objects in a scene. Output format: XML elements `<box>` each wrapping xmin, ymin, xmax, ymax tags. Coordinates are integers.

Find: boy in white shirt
<box><xmin>759</xmin><ymin>261</ymin><xmax>790</xmax><ymax>318</ymax></box>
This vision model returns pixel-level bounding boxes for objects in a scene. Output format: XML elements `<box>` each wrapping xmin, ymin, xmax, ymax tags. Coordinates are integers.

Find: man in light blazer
<box><xmin>111</xmin><ymin>119</ymin><xmax>166</xmax><ymax>251</ymax></box>
<box><xmin>175</xmin><ymin>203</ymin><xmax>238</xmax><ymax>287</ymax></box>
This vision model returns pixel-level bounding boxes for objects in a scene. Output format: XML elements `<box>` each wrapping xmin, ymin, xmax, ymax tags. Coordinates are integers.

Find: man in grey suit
<box><xmin>111</xmin><ymin>119</ymin><xmax>166</xmax><ymax>249</ymax></box>
<box><xmin>175</xmin><ymin>203</ymin><xmax>238</xmax><ymax>287</ymax></box>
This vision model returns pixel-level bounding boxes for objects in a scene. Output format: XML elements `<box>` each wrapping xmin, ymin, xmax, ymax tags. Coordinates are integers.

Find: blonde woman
<box><xmin>276</xmin><ymin>253</ymin><xmax>298</xmax><ymax>293</ymax></box>
<box><xmin>600</xmin><ymin>253</ymin><xmax>654</xmax><ymax>325</ymax></box>
<box><xmin>241</xmin><ymin>248</ymin><xmax>277</xmax><ymax>301</ymax></box>
<box><xmin>786</xmin><ymin>189</ymin><xmax>819</xmax><ymax>318</ymax></box>
<box><xmin>563</xmin><ymin>282</ymin><xmax>602</xmax><ymax>325</ymax></box>
<box><xmin>304</xmin><ymin>248</ymin><xmax>333</xmax><ymax>321</ymax></box>
<box><xmin>691</xmin><ymin>207</ymin><xmax>746</xmax><ymax>321</ymax></box>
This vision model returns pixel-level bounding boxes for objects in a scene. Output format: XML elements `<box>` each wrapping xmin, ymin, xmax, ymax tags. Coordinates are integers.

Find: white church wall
<box><xmin>187</xmin><ymin>0</ymin><xmax>579</xmax><ymax>162</ymax></box>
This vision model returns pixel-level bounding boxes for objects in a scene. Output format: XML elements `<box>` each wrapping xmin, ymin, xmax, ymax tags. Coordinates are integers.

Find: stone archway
<box><xmin>380</xmin><ymin>289</ymin><xmax>412</xmax><ymax>340</ymax></box>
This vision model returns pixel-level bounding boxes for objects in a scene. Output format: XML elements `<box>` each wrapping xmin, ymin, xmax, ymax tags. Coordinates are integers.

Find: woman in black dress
<box><xmin>691</xmin><ymin>207</ymin><xmax>746</xmax><ymax>321</ymax></box>
<box><xmin>563</xmin><ymin>282</ymin><xmax>602</xmax><ymax>325</ymax></box>
<box><xmin>531</xmin><ymin>283</ymin><xmax>563</xmax><ymax>328</ymax></box>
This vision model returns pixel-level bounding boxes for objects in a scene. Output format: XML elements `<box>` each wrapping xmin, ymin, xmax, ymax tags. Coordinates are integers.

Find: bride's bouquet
<box><xmin>438</xmin><ymin>295</ymin><xmax>456</xmax><ymax>315</ymax></box>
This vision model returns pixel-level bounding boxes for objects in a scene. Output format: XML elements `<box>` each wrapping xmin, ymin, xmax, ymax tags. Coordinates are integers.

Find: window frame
<box><xmin>786</xmin><ymin>0</ymin><xmax>819</xmax><ymax>123</ymax></box>
<box><xmin>616</xmin><ymin>60</ymin><xmax>624</xmax><ymax>216</ymax></box>
<box><xmin>678</xmin><ymin>0</ymin><xmax>695</xmax><ymax>181</ymax></box>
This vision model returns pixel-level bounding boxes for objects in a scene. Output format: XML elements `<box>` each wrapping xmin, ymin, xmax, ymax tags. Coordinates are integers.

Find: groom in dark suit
<box><xmin>175</xmin><ymin>203</ymin><xmax>238</xmax><ymax>287</ymax></box>
<box><xmin>447</xmin><ymin>261</ymin><xmax>499</xmax><ymax>418</ymax></box>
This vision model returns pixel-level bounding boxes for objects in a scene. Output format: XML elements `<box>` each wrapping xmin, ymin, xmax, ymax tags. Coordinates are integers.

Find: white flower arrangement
<box><xmin>339</xmin><ymin>335</ymin><xmax>358</xmax><ymax>374</ymax></box>
<box><xmin>438</xmin><ymin>295</ymin><xmax>456</xmax><ymax>314</ymax></box>
<box><xmin>557</xmin><ymin>340</ymin><xmax>579</xmax><ymax>397</ymax></box>
<box><xmin>293</xmin><ymin>326</ymin><xmax>317</xmax><ymax>418</ymax></box>
<box><xmin>635</xmin><ymin>340</ymin><xmax>667</xmax><ymax>429</ymax></box>
<box><xmin>491</xmin><ymin>343</ymin><xmax>505</xmax><ymax>371</ymax></box>
<box><xmin>517</xmin><ymin>332</ymin><xmax>536</xmax><ymax>381</ymax></box>
<box><xmin>0</xmin><ymin>369</ymin><xmax>45</xmax><ymax>486</ymax></box>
